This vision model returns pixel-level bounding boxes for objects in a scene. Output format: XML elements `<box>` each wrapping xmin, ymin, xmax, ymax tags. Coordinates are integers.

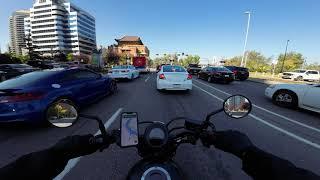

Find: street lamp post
<box><xmin>241</xmin><ymin>11</ymin><xmax>251</xmax><ymax>67</ymax></box>
<box><xmin>280</xmin><ymin>40</ymin><xmax>290</xmax><ymax>73</ymax></box>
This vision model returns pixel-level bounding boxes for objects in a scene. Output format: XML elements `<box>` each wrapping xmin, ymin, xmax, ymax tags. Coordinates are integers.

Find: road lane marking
<box><xmin>54</xmin><ymin>108</ymin><xmax>123</xmax><ymax>180</ymax></box>
<box><xmin>145</xmin><ymin>76</ymin><xmax>150</xmax><ymax>82</ymax></box>
<box><xmin>194</xmin><ymin>79</ymin><xmax>320</xmax><ymax>134</ymax></box>
<box><xmin>249</xmin><ymin>114</ymin><xmax>320</xmax><ymax>149</ymax></box>
<box><xmin>193</xmin><ymin>84</ymin><xmax>320</xmax><ymax>150</ymax></box>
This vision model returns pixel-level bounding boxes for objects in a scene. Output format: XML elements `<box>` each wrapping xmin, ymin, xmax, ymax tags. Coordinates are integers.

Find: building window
<box><xmin>34</xmin><ymin>9</ymin><xmax>51</xmax><ymax>14</ymax></box>
<box><xmin>34</xmin><ymin>4</ymin><xmax>51</xmax><ymax>9</ymax></box>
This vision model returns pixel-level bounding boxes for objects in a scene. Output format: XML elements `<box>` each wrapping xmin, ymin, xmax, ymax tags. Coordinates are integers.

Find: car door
<box><xmin>310</xmin><ymin>71</ymin><xmax>319</xmax><ymax>80</ymax></box>
<box><xmin>302</xmin><ymin>85</ymin><xmax>320</xmax><ymax>110</ymax></box>
<box><xmin>60</xmin><ymin>70</ymin><xmax>105</xmax><ymax>105</ymax></box>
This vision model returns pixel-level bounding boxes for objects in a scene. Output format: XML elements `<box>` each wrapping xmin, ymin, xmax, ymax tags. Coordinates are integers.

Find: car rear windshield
<box><xmin>163</xmin><ymin>66</ymin><xmax>186</xmax><ymax>72</ymax></box>
<box><xmin>9</xmin><ymin>64</ymin><xmax>32</xmax><ymax>68</ymax></box>
<box><xmin>212</xmin><ymin>67</ymin><xmax>231</xmax><ymax>72</ymax></box>
<box><xmin>189</xmin><ymin>64</ymin><xmax>200</xmax><ymax>68</ymax></box>
<box><xmin>237</xmin><ymin>67</ymin><xmax>248</xmax><ymax>71</ymax></box>
<box><xmin>0</xmin><ymin>71</ymin><xmax>58</xmax><ymax>89</ymax></box>
<box><xmin>113</xmin><ymin>65</ymin><xmax>128</xmax><ymax>69</ymax></box>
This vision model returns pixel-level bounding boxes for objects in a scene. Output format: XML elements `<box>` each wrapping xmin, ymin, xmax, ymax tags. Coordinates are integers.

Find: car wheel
<box><xmin>294</xmin><ymin>76</ymin><xmax>303</xmax><ymax>81</ymax></box>
<box><xmin>46</xmin><ymin>98</ymin><xmax>79</xmax><ymax>127</ymax></box>
<box><xmin>109</xmin><ymin>80</ymin><xmax>118</xmax><ymax>94</ymax></box>
<box><xmin>207</xmin><ymin>76</ymin><xmax>212</xmax><ymax>83</ymax></box>
<box><xmin>272</xmin><ymin>90</ymin><xmax>298</xmax><ymax>108</ymax></box>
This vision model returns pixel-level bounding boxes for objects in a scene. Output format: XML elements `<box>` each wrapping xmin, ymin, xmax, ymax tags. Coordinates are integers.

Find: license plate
<box><xmin>225</xmin><ymin>75</ymin><xmax>230</xmax><ymax>77</ymax></box>
<box><xmin>173</xmin><ymin>84</ymin><xmax>181</xmax><ymax>87</ymax></box>
<box><xmin>241</xmin><ymin>72</ymin><xmax>245</xmax><ymax>74</ymax></box>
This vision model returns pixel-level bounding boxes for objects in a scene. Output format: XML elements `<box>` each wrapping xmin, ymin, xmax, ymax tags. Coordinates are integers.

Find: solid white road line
<box><xmin>194</xmin><ymin>79</ymin><xmax>320</xmax><ymax>134</ymax></box>
<box><xmin>193</xmin><ymin>84</ymin><xmax>320</xmax><ymax>150</ymax></box>
<box><xmin>145</xmin><ymin>76</ymin><xmax>150</xmax><ymax>82</ymax></box>
<box><xmin>54</xmin><ymin>108</ymin><xmax>123</xmax><ymax>180</ymax></box>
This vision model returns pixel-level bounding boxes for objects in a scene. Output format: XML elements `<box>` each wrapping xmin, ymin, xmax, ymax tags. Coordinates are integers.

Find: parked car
<box><xmin>0</xmin><ymin>68</ymin><xmax>117</xmax><ymax>125</ymax></box>
<box><xmin>265</xmin><ymin>83</ymin><xmax>320</xmax><ymax>112</ymax></box>
<box><xmin>157</xmin><ymin>65</ymin><xmax>192</xmax><ymax>91</ymax></box>
<box><xmin>27</xmin><ymin>60</ymin><xmax>60</xmax><ymax>69</ymax></box>
<box><xmin>224</xmin><ymin>66</ymin><xmax>249</xmax><ymax>81</ymax></box>
<box><xmin>197</xmin><ymin>66</ymin><xmax>234</xmax><ymax>84</ymax></box>
<box><xmin>282</xmin><ymin>69</ymin><xmax>320</xmax><ymax>82</ymax></box>
<box><xmin>108</xmin><ymin>65</ymin><xmax>139</xmax><ymax>80</ymax></box>
<box><xmin>0</xmin><ymin>64</ymin><xmax>38</xmax><ymax>79</ymax></box>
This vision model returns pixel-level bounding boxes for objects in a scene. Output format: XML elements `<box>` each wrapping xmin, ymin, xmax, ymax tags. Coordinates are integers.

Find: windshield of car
<box><xmin>0</xmin><ymin>71</ymin><xmax>58</xmax><ymax>89</ymax></box>
<box><xmin>294</xmin><ymin>70</ymin><xmax>306</xmax><ymax>73</ymax></box>
<box><xmin>163</xmin><ymin>65</ymin><xmax>186</xmax><ymax>72</ymax></box>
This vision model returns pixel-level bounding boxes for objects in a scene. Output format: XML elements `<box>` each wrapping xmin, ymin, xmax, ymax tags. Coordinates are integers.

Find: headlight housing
<box><xmin>268</xmin><ymin>84</ymin><xmax>277</xmax><ymax>89</ymax></box>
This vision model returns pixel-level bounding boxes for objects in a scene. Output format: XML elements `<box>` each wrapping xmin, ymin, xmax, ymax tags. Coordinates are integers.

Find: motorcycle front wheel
<box><xmin>127</xmin><ymin>159</ymin><xmax>185</xmax><ymax>180</ymax></box>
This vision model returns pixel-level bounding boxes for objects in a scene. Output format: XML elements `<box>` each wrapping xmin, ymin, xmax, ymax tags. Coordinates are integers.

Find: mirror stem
<box><xmin>205</xmin><ymin>108</ymin><xmax>224</xmax><ymax>122</ymax></box>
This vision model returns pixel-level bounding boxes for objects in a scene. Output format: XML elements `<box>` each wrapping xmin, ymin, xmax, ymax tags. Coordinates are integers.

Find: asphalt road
<box><xmin>0</xmin><ymin>73</ymin><xmax>319</xmax><ymax>180</ymax></box>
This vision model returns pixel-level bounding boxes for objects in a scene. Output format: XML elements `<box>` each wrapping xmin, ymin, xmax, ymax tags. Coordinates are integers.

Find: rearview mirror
<box><xmin>47</xmin><ymin>102</ymin><xmax>78</xmax><ymax>128</ymax></box>
<box><xmin>223</xmin><ymin>95</ymin><xmax>252</xmax><ymax>119</ymax></box>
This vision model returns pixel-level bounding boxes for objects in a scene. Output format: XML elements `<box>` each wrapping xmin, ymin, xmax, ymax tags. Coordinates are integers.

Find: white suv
<box><xmin>282</xmin><ymin>69</ymin><xmax>320</xmax><ymax>82</ymax></box>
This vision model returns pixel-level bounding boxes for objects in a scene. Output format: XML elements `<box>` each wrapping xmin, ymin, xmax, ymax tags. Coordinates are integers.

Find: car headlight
<box><xmin>268</xmin><ymin>84</ymin><xmax>277</xmax><ymax>89</ymax></box>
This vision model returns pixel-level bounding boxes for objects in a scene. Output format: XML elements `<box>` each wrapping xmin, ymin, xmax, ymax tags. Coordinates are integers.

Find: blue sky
<box><xmin>0</xmin><ymin>0</ymin><xmax>319</xmax><ymax>63</ymax></box>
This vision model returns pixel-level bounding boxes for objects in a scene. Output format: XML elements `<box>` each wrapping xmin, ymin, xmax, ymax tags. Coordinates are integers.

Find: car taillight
<box><xmin>187</xmin><ymin>74</ymin><xmax>192</xmax><ymax>80</ymax></box>
<box><xmin>0</xmin><ymin>92</ymin><xmax>45</xmax><ymax>103</ymax></box>
<box><xmin>159</xmin><ymin>74</ymin><xmax>166</xmax><ymax>79</ymax></box>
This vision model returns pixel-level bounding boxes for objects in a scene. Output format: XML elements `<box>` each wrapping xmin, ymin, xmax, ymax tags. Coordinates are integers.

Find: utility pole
<box><xmin>241</xmin><ymin>11</ymin><xmax>251</xmax><ymax>67</ymax></box>
<box><xmin>280</xmin><ymin>40</ymin><xmax>290</xmax><ymax>73</ymax></box>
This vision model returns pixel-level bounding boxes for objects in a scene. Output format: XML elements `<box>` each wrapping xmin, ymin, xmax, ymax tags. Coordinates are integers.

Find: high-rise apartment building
<box><xmin>25</xmin><ymin>0</ymin><xmax>96</xmax><ymax>56</ymax></box>
<box><xmin>9</xmin><ymin>10</ymin><xmax>30</xmax><ymax>56</ymax></box>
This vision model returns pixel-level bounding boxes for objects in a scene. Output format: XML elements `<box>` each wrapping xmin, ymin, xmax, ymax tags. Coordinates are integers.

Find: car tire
<box><xmin>109</xmin><ymin>80</ymin><xmax>118</xmax><ymax>94</ymax></box>
<box><xmin>294</xmin><ymin>76</ymin><xmax>303</xmax><ymax>81</ymax></box>
<box><xmin>207</xmin><ymin>76</ymin><xmax>212</xmax><ymax>83</ymax></box>
<box><xmin>272</xmin><ymin>90</ymin><xmax>298</xmax><ymax>108</ymax></box>
<box><xmin>45</xmin><ymin>98</ymin><xmax>79</xmax><ymax>127</ymax></box>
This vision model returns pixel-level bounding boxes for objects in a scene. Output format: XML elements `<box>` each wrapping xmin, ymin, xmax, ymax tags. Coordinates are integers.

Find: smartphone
<box><xmin>120</xmin><ymin>112</ymin><xmax>139</xmax><ymax>147</ymax></box>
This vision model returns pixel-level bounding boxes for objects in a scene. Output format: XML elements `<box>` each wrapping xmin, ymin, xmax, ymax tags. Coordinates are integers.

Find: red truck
<box><xmin>133</xmin><ymin>57</ymin><xmax>149</xmax><ymax>73</ymax></box>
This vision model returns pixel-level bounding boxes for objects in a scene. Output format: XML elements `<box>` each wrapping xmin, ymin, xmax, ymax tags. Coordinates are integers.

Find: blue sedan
<box><xmin>0</xmin><ymin>68</ymin><xmax>117</xmax><ymax>125</ymax></box>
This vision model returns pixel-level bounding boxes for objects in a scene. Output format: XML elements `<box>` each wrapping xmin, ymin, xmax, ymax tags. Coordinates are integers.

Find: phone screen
<box><xmin>121</xmin><ymin>113</ymin><xmax>139</xmax><ymax>147</ymax></box>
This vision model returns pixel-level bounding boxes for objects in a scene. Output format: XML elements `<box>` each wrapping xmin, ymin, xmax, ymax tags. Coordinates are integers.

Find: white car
<box><xmin>157</xmin><ymin>65</ymin><xmax>192</xmax><ymax>91</ymax></box>
<box><xmin>265</xmin><ymin>83</ymin><xmax>320</xmax><ymax>113</ymax></box>
<box><xmin>282</xmin><ymin>69</ymin><xmax>320</xmax><ymax>82</ymax></box>
<box><xmin>108</xmin><ymin>65</ymin><xmax>139</xmax><ymax>80</ymax></box>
